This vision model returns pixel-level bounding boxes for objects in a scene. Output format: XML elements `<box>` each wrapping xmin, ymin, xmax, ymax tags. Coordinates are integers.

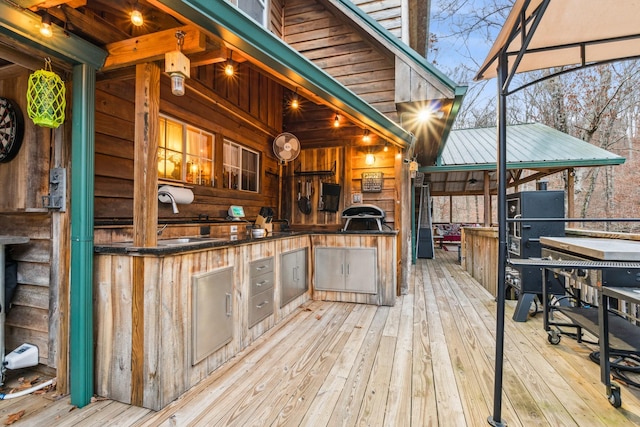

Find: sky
<box><xmin>426</xmin><ymin>1</ymin><xmax>510</xmax><ymax>113</ymax></box>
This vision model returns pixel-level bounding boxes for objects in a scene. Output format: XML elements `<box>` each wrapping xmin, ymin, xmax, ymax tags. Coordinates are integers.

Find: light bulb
<box><xmin>40</xmin><ymin>13</ymin><xmax>53</xmax><ymax>38</ymax></box>
<box><xmin>333</xmin><ymin>114</ymin><xmax>339</xmax><ymax>127</ymax></box>
<box><xmin>131</xmin><ymin>9</ymin><xmax>144</xmax><ymax>26</ymax></box>
<box><xmin>224</xmin><ymin>62</ymin><xmax>234</xmax><ymax>76</ymax></box>
<box><xmin>171</xmin><ymin>73</ymin><xmax>185</xmax><ymax>96</ymax></box>
<box><xmin>365</xmin><ymin>153</ymin><xmax>375</xmax><ymax>165</ymax></box>
<box><xmin>291</xmin><ymin>97</ymin><xmax>299</xmax><ymax>109</ymax></box>
<box><xmin>362</xmin><ymin>129</ymin><xmax>371</xmax><ymax>142</ymax></box>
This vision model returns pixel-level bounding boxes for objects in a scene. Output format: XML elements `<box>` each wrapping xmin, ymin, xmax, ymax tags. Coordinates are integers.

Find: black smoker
<box><xmin>505</xmin><ymin>184</ymin><xmax>565</xmax><ymax>321</ymax></box>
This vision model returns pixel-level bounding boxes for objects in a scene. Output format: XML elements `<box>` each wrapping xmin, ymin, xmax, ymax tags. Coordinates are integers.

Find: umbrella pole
<box><xmin>488</xmin><ymin>50</ymin><xmax>508</xmax><ymax>427</ymax></box>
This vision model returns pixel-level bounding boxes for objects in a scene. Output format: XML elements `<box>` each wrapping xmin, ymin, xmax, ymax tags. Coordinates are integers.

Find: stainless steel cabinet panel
<box><xmin>249</xmin><ymin>257</ymin><xmax>274</xmax><ymax>327</ymax></box>
<box><xmin>249</xmin><ymin>287</ymin><xmax>274</xmax><ymax>327</ymax></box>
<box><xmin>191</xmin><ymin>267</ymin><xmax>234</xmax><ymax>365</ymax></box>
<box><xmin>315</xmin><ymin>247</ymin><xmax>377</xmax><ymax>294</ymax></box>
<box><xmin>281</xmin><ymin>248</ymin><xmax>308</xmax><ymax>307</ymax></box>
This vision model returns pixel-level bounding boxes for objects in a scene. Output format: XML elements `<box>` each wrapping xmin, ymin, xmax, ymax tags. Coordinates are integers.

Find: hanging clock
<box><xmin>0</xmin><ymin>97</ymin><xmax>25</xmax><ymax>163</ymax></box>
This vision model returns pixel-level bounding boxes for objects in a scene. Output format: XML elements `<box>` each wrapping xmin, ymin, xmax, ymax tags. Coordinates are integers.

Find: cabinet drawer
<box><xmin>251</xmin><ymin>271</ymin><xmax>274</xmax><ymax>294</ymax></box>
<box><xmin>250</xmin><ymin>257</ymin><xmax>274</xmax><ymax>276</ymax></box>
<box><xmin>249</xmin><ymin>288</ymin><xmax>274</xmax><ymax>327</ymax></box>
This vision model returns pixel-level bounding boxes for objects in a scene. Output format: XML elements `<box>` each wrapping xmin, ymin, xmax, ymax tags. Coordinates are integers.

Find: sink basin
<box><xmin>157</xmin><ymin>237</ymin><xmax>227</xmax><ymax>246</ymax></box>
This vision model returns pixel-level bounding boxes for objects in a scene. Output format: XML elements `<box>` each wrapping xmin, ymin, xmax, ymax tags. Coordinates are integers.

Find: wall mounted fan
<box><xmin>273</xmin><ymin>132</ymin><xmax>301</xmax><ymax>163</ymax></box>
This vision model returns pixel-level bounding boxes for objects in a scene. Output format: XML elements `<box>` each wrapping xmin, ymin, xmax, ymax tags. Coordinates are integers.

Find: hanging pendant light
<box><xmin>165</xmin><ymin>31</ymin><xmax>190</xmax><ymax>96</ymax></box>
<box><xmin>26</xmin><ymin>57</ymin><xmax>66</xmax><ymax>128</ymax></box>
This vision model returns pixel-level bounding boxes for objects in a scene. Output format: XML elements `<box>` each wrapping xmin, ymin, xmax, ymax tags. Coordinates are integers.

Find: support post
<box><xmin>69</xmin><ymin>63</ymin><xmax>96</xmax><ymax>408</ymax></box>
<box><xmin>488</xmin><ymin>49</ymin><xmax>508</xmax><ymax>427</ymax></box>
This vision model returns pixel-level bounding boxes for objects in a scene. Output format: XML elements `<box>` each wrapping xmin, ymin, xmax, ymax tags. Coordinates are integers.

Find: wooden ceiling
<box><xmin>0</xmin><ymin>0</ymin><xmax>382</xmax><ymax>149</ymax></box>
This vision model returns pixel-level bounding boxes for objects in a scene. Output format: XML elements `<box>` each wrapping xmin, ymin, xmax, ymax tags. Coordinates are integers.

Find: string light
<box><xmin>365</xmin><ymin>153</ymin><xmax>375</xmax><ymax>165</ymax></box>
<box><xmin>333</xmin><ymin>113</ymin><xmax>340</xmax><ymax>128</ymax></box>
<box><xmin>40</xmin><ymin>11</ymin><xmax>53</xmax><ymax>38</ymax></box>
<box><xmin>131</xmin><ymin>2</ymin><xmax>144</xmax><ymax>27</ymax></box>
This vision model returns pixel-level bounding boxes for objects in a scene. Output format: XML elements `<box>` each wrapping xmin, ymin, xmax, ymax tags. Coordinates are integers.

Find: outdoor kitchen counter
<box><xmin>92</xmin><ymin>229</ymin><xmax>396</xmax><ymax>410</ymax></box>
<box><xmin>93</xmin><ymin>229</ymin><xmax>397</xmax><ymax>255</ymax></box>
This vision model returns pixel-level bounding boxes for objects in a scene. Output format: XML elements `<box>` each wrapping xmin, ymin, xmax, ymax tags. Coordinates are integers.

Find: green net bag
<box><xmin>26</xmin><ymin>59</ymin><xmax>66</xmax><ymax>128</ymax></box>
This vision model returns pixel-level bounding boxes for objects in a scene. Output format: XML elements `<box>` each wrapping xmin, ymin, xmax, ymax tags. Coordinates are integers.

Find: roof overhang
<box><xmin>421</xmin><ymin>123</ymin><xmax>625</xmax><ymax>195</ymax></box>
<box><xmin>0</xmin><ymin>2</ymin><xmax>106</xmax><ymax>68</ymax></box>
<box><xmin>151</xmin><ymin>0</ymin><xmax>414</xmax><ymax>148</ymax></box>
<box><xmin>475</xmin><ymin>0</ymin><xmax>640</xmax><ymax>86</ymax></box>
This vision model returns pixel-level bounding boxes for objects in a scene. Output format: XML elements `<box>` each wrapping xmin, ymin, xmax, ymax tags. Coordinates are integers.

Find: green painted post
<box><xmin>69</xmin><ymin>63</ymin><xmax>96</xmax><ymax>408</ymax></box>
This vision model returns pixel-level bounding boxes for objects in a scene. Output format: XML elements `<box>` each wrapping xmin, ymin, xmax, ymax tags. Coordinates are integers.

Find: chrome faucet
<box><xmin>158</xmin><ymin>190</ymin><xmax>179</xmax><ymax>214</ymax></box>
<box><xmin>157</xmin><ymin>223</ymin><xmax>168</xmax><ymax>236</ymax></box>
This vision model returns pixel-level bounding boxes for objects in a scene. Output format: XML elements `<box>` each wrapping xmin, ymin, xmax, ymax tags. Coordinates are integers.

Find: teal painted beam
<box><xmin>69</xmin><ymin>63</ymin><xmax>96</xmax><ymax>408</ymax></box>
<box><xmin>0</xmin><ymin>3</ymin><xmax>105</xmax><ymax>68</ymax></box>
<box><xmin>155</xmin><ymin>0</ymin><xmax>413</xmax><ymax>147</ymax></box>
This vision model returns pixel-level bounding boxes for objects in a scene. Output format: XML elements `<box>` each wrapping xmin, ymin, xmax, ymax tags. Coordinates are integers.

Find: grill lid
<box><xmin>342</xmin><ymin>204</ymin><xmax>385</xmax><ymax>218</ymax></box>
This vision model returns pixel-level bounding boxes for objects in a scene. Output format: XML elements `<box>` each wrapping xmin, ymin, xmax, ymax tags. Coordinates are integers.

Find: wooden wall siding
<box><xmin>352</xmin><ymin>0</ymin><xmax>403</xmax><ymax>38</ymax></box>
<box><xmin>461</xmin><ymin>227</ymin><xmax>499</xmax><ymax>297</ymax></box>
<box><xmin>1</xmin><ymin>213</ymin><xmax>53</xmax><ymax>367</ymax></box>
<box><xmin>0</xmin><ymin>71</ymin><xmax>52</xmax><ymax>211</ymax></box>
<box><xmin>283</xmin><ymin>0</ymin><xmax>398</xmax><ymax>118</ymax></box>
<box><xmin>95</xmin><ymin>237</ymin><xmax>312</xmax><ymax>410</ymax></box>
<box><xmin>288</xmin><ymin>147</ymin><xmax>345</xmax><ymax>227</ymax></box>
<box><xmin>269</xmin><ymin>0</ymin><xmax>285</xmax><ymax>38</ymax></box>
<box><xmin>351</xmin><ymin>146</ymin><xmax>397</xmax><ymax>225</ymax></box>
<box><xmin>94</xmin><ymin>63</ymin><xmax>284</xmax><ymax>222</ymax></box>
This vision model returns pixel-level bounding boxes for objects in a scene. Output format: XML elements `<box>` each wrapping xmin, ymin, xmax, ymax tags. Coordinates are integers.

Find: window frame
<box><xmin>158</xmin><ymin>115</ymin><xmax>215</xmax><ymax>186</ymax></box>
<box><xmin>223</xmin><ymin>138</ymin><xmax>260</xmax><ymax>193</ymax></box>
<box><xmin>234</xmin><ymin>0</ymin><xmax>268</xmax><ymax>27</ymax></box>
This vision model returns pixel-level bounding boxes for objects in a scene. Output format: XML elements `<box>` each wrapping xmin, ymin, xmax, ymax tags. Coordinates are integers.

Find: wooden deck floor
<box><xmin>3</xmin><ymin>250</ymin><xmax>640</xmax><ymax>426</ymax></box>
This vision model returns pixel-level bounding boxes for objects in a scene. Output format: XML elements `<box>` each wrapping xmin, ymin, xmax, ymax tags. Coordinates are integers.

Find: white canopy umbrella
<box><xmin>474</xmin><ymin>1</ymin><xmax>640</xmax><ymax>425</ymax></box>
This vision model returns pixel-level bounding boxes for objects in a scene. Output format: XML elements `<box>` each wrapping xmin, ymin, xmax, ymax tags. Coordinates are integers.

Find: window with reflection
<box><xmin>235</xmin><ymin>0</ymin><xmax>267</xmax><ymax>26</ymax></box>
<box><xmin>158</xmin><ymin>116</ymin><xmax>214</xmax><ymax>186</ymax></box>
<box><xmin>223</xmin><ymin>139</ymin><xmax>259</xmax><ymax>192</ymax></box>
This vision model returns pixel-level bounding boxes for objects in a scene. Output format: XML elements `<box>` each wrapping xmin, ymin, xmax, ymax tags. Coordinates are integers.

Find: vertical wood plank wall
<box><xmin>461</xmin><ymin>227</ymin><xmax>499</xmax><ymax>297</ymax></box>
<box><xmin>0</xmin><ymin>70</ymin><xmax>65</xmax><ymax>372</ymax></box>
<box><xmin>94</xmin><ymin>237</ymin><xmax>311</xmax><ymax>410</ymax></box>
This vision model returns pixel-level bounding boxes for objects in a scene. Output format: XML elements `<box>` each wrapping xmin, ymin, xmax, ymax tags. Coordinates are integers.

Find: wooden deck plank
<box><xmin>420</xmin><ymin>261</ymin><xmax>467</xmax><ymax>426</ymax></box>
<box><xmin>425</xmin><ymin>256</ymin><xmax>496</xmax><ymax>425</ymax></box>
<box><xmin>6</xmin><ymin>250</ymin><xmax>640</xmax><ymax>426</ymax></box>
<box><xmin>452</xmin><ymin>255</ymin><xmax>640</xmax><ymax>425</ymax></box>
<box><xmin>247</xmin><ymin>304</ymin><xmax>375</xmax><ymax>426</ymax></box>
<box><xmin>355</xmin><ymin>297</ymin><xmax>403</xmax><ymax>426</ymax></box>
<box><xmin>326</xmin><ymin>306</ymin><xmax>389</xmax><ymax>426</ymax></box>
<box><xmin>382</xmin><ymin>291</ymin><xmax>415</xmax><ymax>426</ymax></box>
<box><xmin>296</xmin><ymin>305</ymin><xmax>378</xmax><ymax>426</ymax></box>
<box><xmin>183</xmin><ymin>303</ymin><xmax>355</xmax><ymax>426</ymax></box>
<box><xmin>409</xmin><ymin>261</ymin><xmax>438</xmax><ymax>427</ymax></box>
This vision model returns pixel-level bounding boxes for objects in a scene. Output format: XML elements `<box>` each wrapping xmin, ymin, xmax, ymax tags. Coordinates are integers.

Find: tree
<box><xmin>430</xmin><ymin>1</ymin><xmax>640</xmax><ymax>230</ymax></box>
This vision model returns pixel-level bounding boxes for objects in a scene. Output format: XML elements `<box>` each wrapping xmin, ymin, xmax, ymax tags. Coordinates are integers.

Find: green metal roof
<box><xmin>157</xmin><ymin>0</ymin><xmax>415</xmax><ymax>147</ymax></box>
<box><xmin>423</xmin><ymin>123</ymin><xmax>625</xmax><ymax>172</ymax></box>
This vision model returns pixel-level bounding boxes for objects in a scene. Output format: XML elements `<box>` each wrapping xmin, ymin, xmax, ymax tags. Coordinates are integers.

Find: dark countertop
<box><xmin>94</xmin><ymin>229</ymin><xmax>398</xmax><ymax>255</ymax></box>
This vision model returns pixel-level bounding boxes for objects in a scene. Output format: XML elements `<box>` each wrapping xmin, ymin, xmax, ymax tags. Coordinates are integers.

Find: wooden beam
<box><xmin>103</xmin><ymin>25</ymin><xmax>206</xmax><ymax>71</ymax></box>
<box><xmin>0</xmin><ymin>43</ymin><xmax>53</xmax><ymax>71</ymax></box>
<box><xmin>23</xmin><ymin>0</ymin><xmax>86</xmax><ymax>10</ymax></box>
<box><xmin>48</xmin><ymin>3</ymin><xmax>130</xmax><ymax>45</ymax></box>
